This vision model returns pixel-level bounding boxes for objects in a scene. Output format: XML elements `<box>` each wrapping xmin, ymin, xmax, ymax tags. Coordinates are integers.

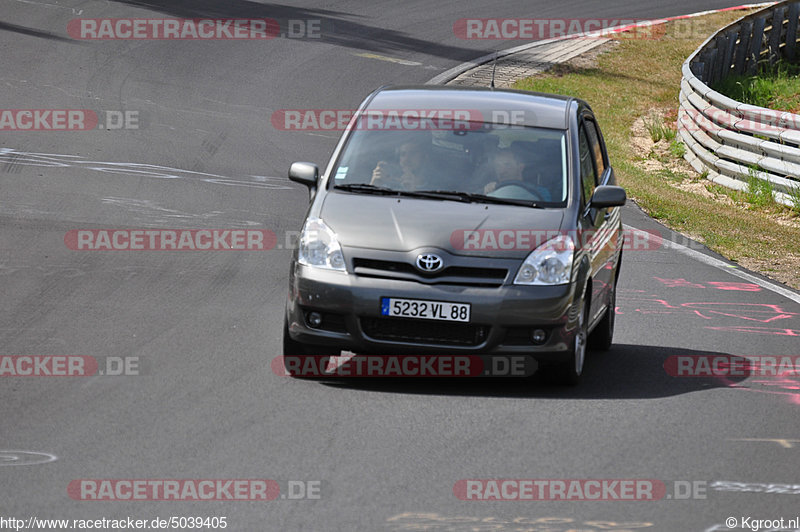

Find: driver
<box><xmin>483</xmin><ymin>149</ymin><xmax>525</xmax><ymax>195</ymax></box>
<box><xmin>483</xmin><ymin>149</ymin><xmax>552</xmax><ymax>200</ymax></box>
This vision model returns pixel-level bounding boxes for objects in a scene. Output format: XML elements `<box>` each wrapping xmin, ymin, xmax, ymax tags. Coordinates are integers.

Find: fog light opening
<box><xmin>307</xmin><ymin>312</ymin><xmax>323</xmax><ymax>329</ymax></box>
<box><xmin>531</xmin><ymin>329</ymin><xmax>547</xmax><ymax>345</ymax></box>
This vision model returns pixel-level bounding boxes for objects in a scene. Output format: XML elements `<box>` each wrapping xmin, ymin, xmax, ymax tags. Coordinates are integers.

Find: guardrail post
<box><xmin>722</xmin><ymin>30</ymin><xmax>737</xmax><ymax>78</ymax></box>
<box><xmin>768</xmin><ymin>7</ymin><xmax>785</xmax><ymax>64</ymax></box>
<box><xmin>733</xmin><ymin>20</ymin><xmax>753</xmax><ymax>74</ymax></box>
<box><xmin>747</xmin><ymin>16</ymin><xmax>767</xmax><ymax>74</ymax></box>
<box><xmin>785</xmin><ymin>3</ymin><xmax>800</xmax><ymax>60</ymax></box>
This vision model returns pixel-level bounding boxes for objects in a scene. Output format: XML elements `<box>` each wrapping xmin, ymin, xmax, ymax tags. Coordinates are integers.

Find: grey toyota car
<box><xmin>283</xmin><ymin>85</ymin><xmax>625</xmax><ymax>384</ymax></box>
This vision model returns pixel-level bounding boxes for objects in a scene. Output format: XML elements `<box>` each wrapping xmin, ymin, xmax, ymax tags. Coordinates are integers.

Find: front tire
<box><xmin>588</xmin><ymin>287</ymin><xmax>615</xmax><ymax>351</ymax></box>
<box><xmin>589</xmin><ymin>253</ymin><xmax>621</xmax><ymax>352</ymax></box>
<box><xmin>554</xmin><ymin>300</ymin><xmax>588</xmax><ymax>386</ymax></box>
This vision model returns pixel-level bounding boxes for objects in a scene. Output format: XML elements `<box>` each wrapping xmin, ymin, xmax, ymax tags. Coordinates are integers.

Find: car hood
<box><xmin>319</xmin><ymin>192</ymin><xmax>566</xmax><ymax>259</ymax></box>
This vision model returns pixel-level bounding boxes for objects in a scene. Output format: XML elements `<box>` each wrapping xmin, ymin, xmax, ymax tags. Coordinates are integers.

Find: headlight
<box><xmin>514</xmin><ymin>234</ymin><xmax>574</xmax><ymax>285</ymax></box>
<box><xmin>298</xmin><ymin>218</ymin><xmax>347</xmax><ymax>272</ymax></box>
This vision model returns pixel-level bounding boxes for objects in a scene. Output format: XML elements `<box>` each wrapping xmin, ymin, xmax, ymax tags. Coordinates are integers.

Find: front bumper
<box><xmin>286</xmin><ymin>263</ymin><xmax>583</xmax><ymax>363</ymax></box>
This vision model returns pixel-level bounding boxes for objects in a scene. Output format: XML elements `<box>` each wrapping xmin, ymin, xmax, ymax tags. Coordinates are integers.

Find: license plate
<box><xmin>381</xmin><ymin>297</ymin><xmax>471</xmax><ymax>322</ymax></box>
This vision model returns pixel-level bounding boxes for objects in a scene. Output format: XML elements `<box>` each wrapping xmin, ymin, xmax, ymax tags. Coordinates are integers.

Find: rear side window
<box><xmin>583</xmin><ymin>119</ymin><xmax>606</xmax><ymax>178</ymax></box>
<box><xmin>578</xmin><ymin>124</ymin><xmax>596</xmax><ymax>206</ymax></box>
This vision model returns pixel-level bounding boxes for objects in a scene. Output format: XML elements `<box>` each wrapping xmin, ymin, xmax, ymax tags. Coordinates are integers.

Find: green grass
<box><xmin>669</xmin><ymin>139</ymin><xmax>686</xmax><ymax>158</ymax></box>
<box><xmin>643</xmin><ymin>113</ymin><xmax>676</xmax><ymax>142</ymax></box>
<box><xmin>787</xmin><ymin>183</ymin><xmax>800</xmax><ymax>213</ymax></box>
<box><xmin>744</xmin><ymin>166</ymin><xmax>776</xmax><ymax>207</ymax></box>
<box><xmin>652</xmin><ymin>167</ymin><xmax>690</xmax><ymax>182</ymax></box>
<box><xmin>714</xmin><ymin>61</ymin><xmax>800</xmax><ymax>113</ymax></box>
<box><xmin>702</xmin><ymin>231</ymin><xmax>740</xmax><ymax>250</ymax></box>
<box><xmin>706</xmin><ymin>183</ymin><xmax>737</xmax><ymax>198</ymax></box>
<box><xmin>513</xmin><ymin>11</ymin><xmax>800</xmax><ymax>288</ymax></box>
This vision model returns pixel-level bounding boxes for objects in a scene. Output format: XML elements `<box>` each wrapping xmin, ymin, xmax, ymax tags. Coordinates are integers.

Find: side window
<box><xmin>578</xmin><ymin>124</ymin><xmax>596</xmax><ymax>207</ymax></box>
<box><xmin>583</xmin><ymin>119</ymin><xmax>606</xmax><ymax>179</ymax></box>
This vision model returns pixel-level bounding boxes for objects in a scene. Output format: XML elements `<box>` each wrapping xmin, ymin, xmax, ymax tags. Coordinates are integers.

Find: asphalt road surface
<box><xmin>2</xmin><ymin>1</ymin><xmax>799</xmax><ymax>531</ymax></box>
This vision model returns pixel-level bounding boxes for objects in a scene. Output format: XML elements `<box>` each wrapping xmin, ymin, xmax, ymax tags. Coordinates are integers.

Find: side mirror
<box><xmin>288</xmin><ymin>162</ymin><xmax>319</xmax><ymax>188</ymax></box>
<box><xmin>590</xmin><ymin>185</ymin><xmax>626</xmax><ymax>208</ymax></box>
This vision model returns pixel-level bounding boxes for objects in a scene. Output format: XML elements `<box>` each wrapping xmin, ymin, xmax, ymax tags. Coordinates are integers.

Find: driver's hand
<box><xmin>371</xmin><ymin>161</ymin><xmax>395</xmax><ymax>186</ymax></box>
<box><xmin>483</xmin><ymin>181</ymin><xmax>497</xmax><ymax>194</ymax></box>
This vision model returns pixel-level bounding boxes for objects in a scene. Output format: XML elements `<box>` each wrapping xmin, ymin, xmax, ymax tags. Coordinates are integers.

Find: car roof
<box><xmin>363</xmin><ymin>85</ymin><xmax>580</xmax><ymax>130</ymax></box>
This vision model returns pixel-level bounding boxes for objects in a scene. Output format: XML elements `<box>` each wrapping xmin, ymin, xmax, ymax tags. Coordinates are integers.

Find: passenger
<box><xmin>370</xmin><ymin>138</ymin><xmax>435</xmax><ymax>191</ymax></box>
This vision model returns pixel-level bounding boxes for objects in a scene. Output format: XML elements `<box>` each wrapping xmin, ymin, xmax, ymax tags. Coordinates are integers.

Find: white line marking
<box><xmin>729</xmin><ymin>438</ymin><xmax>799</xmax><ymax>448</ymax></box>
<box><xmin>353</xmin><ymin>52</ymin><xmax>421</xmax><ymax>66</ymax></box>
<box><xmin>12</xmin><ymin>0</ymin><xmax>82</xmax><ymax>15</ymax></box>
<box><xmin>0</xmin><ymin>450</ymin><xmax>57</xmax><ymax>466</ymax></box>
<box><xmin>0</xmin><ymin>148</ymin><xmax>291</xmax><ymax>190</ymax></box>
<box><xmin>624</xmin><ymin>223</ymin><xmax>800</xmax><ymax>305</ymax></box>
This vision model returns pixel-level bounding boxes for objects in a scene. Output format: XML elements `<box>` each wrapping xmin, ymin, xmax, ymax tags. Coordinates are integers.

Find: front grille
<box><xmin>441</xmin><ymin>266</ymin><xmax>507</xmax><ymax>279</ymax></box>
<box><xmin>352</xmin><ymin>258</ymin><xmax>507</xmax><ymax>286</ymax></box>
<box><xmin>360</xmin><ymin>317</ymin><xmax>489</xmax><ymax>346</ymax></box>
<box><xmin>353</xmin><ymin>258</ymin><xmax>417</xmax><ymax>275</ymax></box>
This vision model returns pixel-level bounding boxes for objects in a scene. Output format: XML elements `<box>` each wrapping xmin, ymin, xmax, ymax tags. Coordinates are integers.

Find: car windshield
<box><xmin>330</xmin><ymin>118</ymin><xmax>568</xmax><ymax>205</ymax></box>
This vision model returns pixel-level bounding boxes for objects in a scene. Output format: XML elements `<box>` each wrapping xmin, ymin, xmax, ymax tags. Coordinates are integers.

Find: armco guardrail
<box><xmin>679</xmin><ymin>0</ymin><xmax>800</xmax><ymax>207</ymax></box>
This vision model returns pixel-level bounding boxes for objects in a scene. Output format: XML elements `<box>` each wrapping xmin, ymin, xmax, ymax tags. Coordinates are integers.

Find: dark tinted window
<box><xmin>578</xmin><ymin>124</ymin><xmax>596</xmax><ymax>206</ymax></box>
<box><xmin>583</xmin><ymin>119</ymin><xmax>606</xmax><ymax>178</ymax></box>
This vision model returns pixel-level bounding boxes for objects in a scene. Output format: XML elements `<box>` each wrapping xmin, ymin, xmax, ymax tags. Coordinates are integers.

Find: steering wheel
<box><xmin>489</xmin><ymin>181</ymin><xmax>543</xmax><ymax>200</ymax></box>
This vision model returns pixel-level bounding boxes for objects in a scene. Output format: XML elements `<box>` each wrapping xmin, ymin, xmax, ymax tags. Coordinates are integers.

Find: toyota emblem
<box><xmin>416</xmin><ymin>253</ymin><xmax>443</xmax><ymax>273</ymax></box>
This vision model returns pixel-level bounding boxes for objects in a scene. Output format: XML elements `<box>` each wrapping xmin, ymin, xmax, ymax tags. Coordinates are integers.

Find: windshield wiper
<box><xmin>334</xmin><ymin>183</ymin><xmax>399</xmax><ymax>195</ymax></box>
<box><xmin>334</xmin><ymin>185</ymin><xmax>471</xmax><ymax>203</ymax></box>
<box><xmin>413</xmin><ymin>190</ymin><xmax>542</xmax><ymax>208</ymax></box>
<box><xmin>334</xmin><ymin>185</ymin><xmax>542</xmax><ymax>207</ymax></box>
<box><xmin>395</xmin><ymin>190</ymin><xmax>472</xmax><ymax>202</ymax></box>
